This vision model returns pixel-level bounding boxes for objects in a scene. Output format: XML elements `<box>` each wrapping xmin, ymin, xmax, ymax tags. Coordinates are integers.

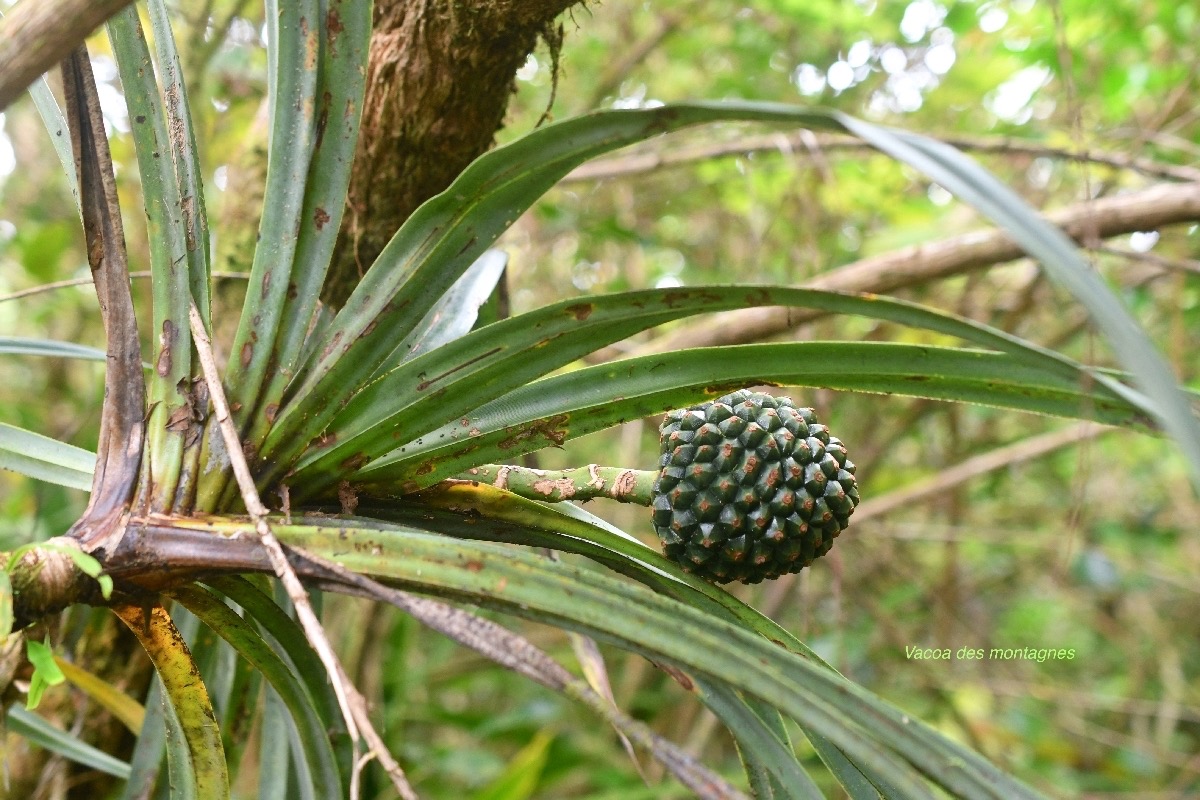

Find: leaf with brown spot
<box><xmin>313</xmin><ymin>206</ymin><xmax>330</xmax><ymax>230</ymax></box>
<box><xmin>564</xmin><ymin>303</ymin><xmax>593</xmax><ymax>321</ymax></box>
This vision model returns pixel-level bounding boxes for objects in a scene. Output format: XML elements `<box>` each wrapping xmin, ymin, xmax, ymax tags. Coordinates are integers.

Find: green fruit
<box><xmin>651</xmin><ymin>390</ymin><xmax>859</xmax><ymax>584</ymax></box>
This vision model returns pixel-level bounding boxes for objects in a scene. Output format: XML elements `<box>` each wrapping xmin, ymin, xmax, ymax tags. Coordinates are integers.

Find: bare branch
<box><xmin>563</xmin><ymin>131</ymin><xmax>1200</xmax><ymax>184</ymax></box>
<box><xmin>1093</xmin><ymin>243</ymin><xmax>1200</xmax><ymax>276</ymax></box>
<box><xmin>585</xmin><ymin>4</ymin><xmax>692</xmax><ymax>109</ymax></box>
<box><xmin>0</xmin><ymin>0</ymin><xmax>134</xmax><ymax>112</ymax></box>
<box><xmin>620</xmin><ymin>181</ymin><xmax>1200</xmax><ymax>357</ymax></box>
<box><xmin>0</xmin><ymin>271</ymin><xmax>250</xmax><ymax>304</ymax></box>
<box><xmin>854</xmin><ymin>422</ymin><xmax>1111</xmax><ymax>524</ymax></box>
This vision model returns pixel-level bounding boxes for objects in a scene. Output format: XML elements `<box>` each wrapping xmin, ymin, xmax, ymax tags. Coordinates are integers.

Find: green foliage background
<box><xmin>1</xmin><ymin>0</ymin><xmax>1198</xmax><ymax>796</ymax></box>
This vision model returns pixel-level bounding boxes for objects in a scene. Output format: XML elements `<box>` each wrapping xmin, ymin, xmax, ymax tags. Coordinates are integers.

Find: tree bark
<box><xmin>323</xmin><ymin>0</ymin><xmax>578</xmax><ymax>306</ymax></box>
<box><xmin>0</xmin><ymin>0</ymin><xmax>134</xmax><ymax>113</ymax></box>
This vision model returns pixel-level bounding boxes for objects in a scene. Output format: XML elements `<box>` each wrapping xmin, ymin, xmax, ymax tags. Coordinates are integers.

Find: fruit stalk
<box><xmin>455</xmin><ymin>464</ymin><xmax>658</xmax><ymax>504</ymax></box>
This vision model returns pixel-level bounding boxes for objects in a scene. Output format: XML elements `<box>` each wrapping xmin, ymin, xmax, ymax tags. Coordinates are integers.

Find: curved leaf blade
<box><xmin>108</xmin><ymin>8</ymin><xmax>196</xmax><ymax>511</ymax></box>
<box><xmin>5</xmin><ymin>704</ymin><xmax>132</xmax><ymax>778</ymax></box>
<box><xmin>170</xmin><ymin>585</ymin><xmax>344</xmax><ymax>800</ymax></box>
<box><xmin>835</xmin><ymin>115</ymin><xmax>1200</xmax><ymax>492</ymax></box>
<box><xmin>113</xmin><ymin>603</ymin><xmax>228</xmax><ymax>800</ymax></box>
<box><xmin>355</xmin><ymin>487</ymin><xmax>916</xmax><ymax>796</ymax></box>
<box><xmin>218</xmin><ymin>0</ymin><xmax>319</xmax><ymax>431</ymax></box>
<box><xmin>273</xmin><ymin>105</ymin><xmax>882</xmax><ymax>444</ymax></box>
<box><xmin>26</xmin><ymin>76</ymin><xmax>80</xmax><ymax>213</ymax></box>
<box><xmin>241</xmin><ymin>0</ymin><xmax>372</xmax><ymax>449</ymax></box>
<box><xmin>206</xmin><ymin>576</ymin><xmax>353</xmax><ymax>782</ymax></box>
<box><xmin>146</xmin><ymin>0</ymin><xmax>211</xmax><ymax>317</ymax></box>
<box><xmin>353</xmin><ymin>342</ymin><xmax>1149</xmax><ymax>493</ymax></box>
<box><xmin>0</xmin><ymin>336</ymin><xmax>108</xmax><ymax>362</ymax></box>
<box><xmin>276</xmin><ymin>284</ymin><xmax>1140</xmax><ymax>494</ymax></box>
<box><xmin>0</xmin><ymin>422</ymin><xmax>95</xmax><ymax>491</ymax></box>
<box><xmin>249</xmin><ymin>519</ymin><xmax>1040</xmax><ymax>800</ymax></box>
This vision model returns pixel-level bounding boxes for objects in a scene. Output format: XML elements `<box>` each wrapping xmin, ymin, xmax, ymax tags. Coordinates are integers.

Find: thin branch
<box><xmin>563</xmin><ymin>131</ymin><xmax>1200</xmax><ymax>184</ymax></box>
<box><xmin>584</xmin><ymin>5</ymin><xmax>691</xmax><ymax>109</ymax></box>
<box><xmin>984</xmin><ymin>679</ymin><xmax>1200</xmax><ymax>723</ymax></box>
<box><xmin>0</xmin><ymin>271</ymin><xmax>251</xmax><ymax>304</ymax></box>
<box><xmin>1093</xmin><ymin>243</ymin><xmax>1200</xmax><ymax>276</ymax></box>
<box><xmin>853</xmin><ymin>422</ymin><xmax>1111</xmax><ymax>524</ymax></box>
<box><xmin>186</xmin><ymin>301</ymin><xmax>418</xmax><ymax>800</ymax></box>
<box><xmin>615</xmin><ymin>181</ymin><xmax>1200</xmax><ymax>357</ymax></box>
<box><xmin>0</xmin><ymin>0</ymin><xmax>135</xmax><ymax>112</ymax></box>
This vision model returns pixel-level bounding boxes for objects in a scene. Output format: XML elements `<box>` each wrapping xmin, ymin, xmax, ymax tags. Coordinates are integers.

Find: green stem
<box><xmin>454</xmin><ymin>464</ymin><xmax>657</xmax><ymax>505</ymax></box>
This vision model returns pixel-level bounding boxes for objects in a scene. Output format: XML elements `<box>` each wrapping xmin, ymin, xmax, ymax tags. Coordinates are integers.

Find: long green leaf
<box><xmin>246</xmin><ymin>519</ymin><xmax>1041</xmax><ymax>800</ymax></box>
<box><xmin>273</xmin><ymin>283</ymin><xmax>1140</xmax><ymax>494</ymax></box>
<box><xmin>121</xmin><ymin>675</ymin><xmax>168</xmax><ymax>800</ymax></box>
<box><xmin>6</xmin><ymin>704</ymin><xmax>132</xmax><ymax>778</ymax></box>
<box><xmin>356</xmin><ymin>488</ymin><xmax>910</xmax><ymax>795</ymax></box>
<box><xmin>30</xmin><ymin>88</ymin><xmax>80</xmax><ymax>212</ymax></box>
<box><xmin>331</xmin><ymin>497</ymin><xmax>814</xmax><ymax>664</ymax></box>
<box><xmin>0</xmin><ymin>422</ymin><xmax>95</xmax><ymax>490</ymax></box>
<box><xmin>108</xmin><ymin>8</ymin><xmax>195</xmax><ymax>512</ymax></box>
<box><xmin>160</xmin><ymin>509</ymin><xmax>1033</xmax><ymax>797</ymax></box>
<box><xmin>170</xmin><ymin>585</ymin><xmax>344</xmax><ymax>800</ymax></box>
<box><xmin>160</xmin><ymin>679</ymin><xmax>199</xmax><ymax>800</ymax></box>
<box><xmin>268</xmin><ymin>99</ymin><xmax>1197</xmax><ymax>496</ymax></box>
<box><xmin>0</xmin><ymin>336</ymin><xmax>107</xmax><ymax>362</ymax></box>
<box><xmin>206</xmin><ymin>575</ymin><xmax>352</xmax><ymax>776</ymax></box>
<box><xmin>278</xmin><ymin>105</ymin><xmax>849</xmax><ymax>423</ymax></box>
<box><xmin>143</xmin><ymin>0</ymin><xmax>216</xmax><ymax>512</ymax></box>
<box><xmin>239</xmin><ymin>0</ymin><xmax>372</xmax><ymax>451</ymax></box>
<box><xmin>146</xmin><ymin>0</ymin><xmax>210</xmax><ymax>318</ymax></box>
<box><xmin>113</xmin><ymin>603</ymin><xmax>228</xmax><ymax>800</ymax></box>
<box><xmin>217</xmin><ymin>0</ymin><xmax>319</xmax><ymax>432</ymax></box>
<box><xmin>695</xmin><ymin>681</ymin><xmax>825</xmax><ymax>800</ymax></box>
<box><xmin>351</xmin><ymin>342</ymin><xmax>1148</xmax><ymax>494</ymax></box>
<box><xmin>259</xmin><ymin>686</ymin><xmax>297</xmax><ymax>800</ymax></box>
<box><xmin>835</xmin><ymin>118</ymin><xmax>1200</xmax><ymax>491</ymax></box>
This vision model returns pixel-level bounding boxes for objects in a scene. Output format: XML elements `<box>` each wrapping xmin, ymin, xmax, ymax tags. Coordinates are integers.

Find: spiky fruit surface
<box><xmin>650</xmin><ymin>390</ymin><xmax>860</xmax><ymax>584</ymax></box>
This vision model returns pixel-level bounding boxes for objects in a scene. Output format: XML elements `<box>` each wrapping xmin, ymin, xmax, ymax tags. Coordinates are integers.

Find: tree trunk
<box><xmin>323</xmin><ymin>0</ymin><xmax>578</xmax><ymax>306</ymax></box>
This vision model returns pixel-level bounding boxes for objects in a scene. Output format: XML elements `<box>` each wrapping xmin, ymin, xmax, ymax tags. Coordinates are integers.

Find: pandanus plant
<box><xmin>2</xmin><ymin>2</ymin><xmax>1199</xmax><ymax>798</ymax></box>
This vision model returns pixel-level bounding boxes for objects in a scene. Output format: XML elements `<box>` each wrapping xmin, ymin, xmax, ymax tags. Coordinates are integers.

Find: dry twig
<box><xmin>186</xmin><ymin>301</ymin><xmax>418</xmax><ymax>800</ymax></box>
<box><xmin>854</xmin><ymin>422</ymin><xmax>1112</xmax><ymax>524</ymax></box>
<box><xmin>0</xmin><ymin>271</ymin><xmax>251</xmax><ymax>304</ymax></box>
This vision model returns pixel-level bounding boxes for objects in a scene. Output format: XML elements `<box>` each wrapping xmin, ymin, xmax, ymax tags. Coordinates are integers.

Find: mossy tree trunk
<box><xmin>322</xmin><ymin>0</ymin><xmax>578</xmax><ymax>306</ymax></box>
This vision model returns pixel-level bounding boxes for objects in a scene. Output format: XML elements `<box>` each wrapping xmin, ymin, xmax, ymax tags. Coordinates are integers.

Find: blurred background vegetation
<box><xmin>1</xmin><ymin>0</ymin><xmax>1198</xmax><ymax>797</ymax></box>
